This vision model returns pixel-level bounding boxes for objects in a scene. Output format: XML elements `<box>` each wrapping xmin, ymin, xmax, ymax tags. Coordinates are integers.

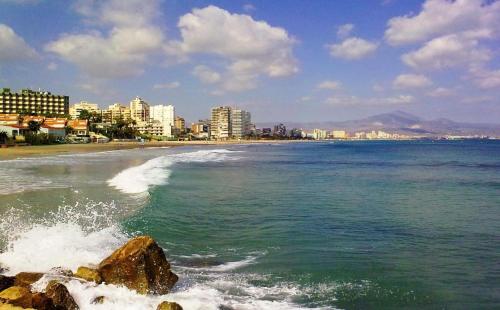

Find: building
<box><xmin>0</xmin><ymin>114</ymin><xmax>20</xmax><ymax>126</ymax></box>
<box><xmin>105</xmin><ymin>103</ymin><xmax>131</xmax><ymax>124</ymax></box>
<box><xmin>273</xmin><ymin>123</ymin><xmax>287</xmax><ymax>138</ymax></box>
<box><xmin>174</xmin><ymin>116</ymin><xmax>185</xmax><ymax>134</ymax></box>
<box><xmin>0</xmin><ymin>88</ymin><xmax>69</xmax><ymax>115</ymax></box>
<box><xmin>67</xmin><ymin>119</ymin><xmax>89</xmax><ymax>136</ymax></box>
<box><xmin>331</xmin><ymin>130</ymin><xmax>347</xmax><ymax>139</ymax></box>
<box><xmin>231</xmin><ymin>109</ymin><xmax>251</xmax><ymax>139</ymax></box>
<box><xmin>210</xmin><ymin>106</ymin><xmax>232</xmax><ymax>140</ymax></box>
<box><xmin>69</xmin><ymin>101</ymin><xmax>99</xmax><ymax>119</ymax></box>
<box><xmin>150</xmin><ymin>105</ymin><xmax>175</xmax><ymax>137</ymax></box>
<box><xmin>130</xmin><ymin>97</ymin><xmax>150</xmax><ymax>122</ymax></box>
<box><xmin>191</xmin><ymin>119</ymin><xmax>210</xmax><ymax>139</ymax></box>
<box><xmin>313</xmin><ymin>129</ymin><xmax>327</xmax><ymax>140</ymax></box>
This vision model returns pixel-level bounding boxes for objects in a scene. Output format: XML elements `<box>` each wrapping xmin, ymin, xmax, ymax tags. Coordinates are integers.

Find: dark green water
<box><xmin>1</xmin><ymin>141</ymin><xmax>499</xmax><ymax>309</ymax></box>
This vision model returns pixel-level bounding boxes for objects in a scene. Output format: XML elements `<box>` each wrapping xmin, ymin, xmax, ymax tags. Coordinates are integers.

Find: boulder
<box><xmin>0</xmin><ymin>286</ymin><xmax>32</xmax><ymax>308</ymax></box>
<box><xmin>45</xmin><ymin>281</ymin><xmax>78</xmax><ymax>310</ymax></box>
<box><xmin>0</xmin><ymin>302</ymin><xmax>34</xmax><ymax>309</ymax></box>
<box><xmin>31</xmin><ymin>293</ymin><xmax>55</xmax><ymax>310</ymax></box>
<box><xmin>74</xmin><ymin>267</ymin><xmax>101</xmax><ymax>284</ymax></box>
<box><xmin>90</xmin><ymin>296</ymin><xmax>105</xmax><ymax>304</ymax></box>
<box><xmin>98</xmin><ymin>236</ymin><xmax>178</xmax><ymax>295</ymax></box>
<box><xmin>13</xmin><ymin>273</ymin><xmax>43</xmax><ymax>288</ymax></box>
<box><xmin>157</xmin><ymin>301</ymin><xmax>183</xmax><ymax>310</ymax></box>
<box><xmin>0</xmin><ymin>276</ymin><xmax>14</xmax><ymax>292</ymax></box>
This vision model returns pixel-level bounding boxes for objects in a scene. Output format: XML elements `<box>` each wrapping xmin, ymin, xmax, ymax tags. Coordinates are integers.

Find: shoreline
<box><xmin>0</xmin><ymin>140</ymin><xmax>304</xmax><ymax>160</ymax></box>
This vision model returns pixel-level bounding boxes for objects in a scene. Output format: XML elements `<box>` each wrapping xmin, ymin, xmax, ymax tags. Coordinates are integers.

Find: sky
<box><xmin>0</xmin><ymin>0</ymin><xmax>499</xmax><ymax>124</ymax></box>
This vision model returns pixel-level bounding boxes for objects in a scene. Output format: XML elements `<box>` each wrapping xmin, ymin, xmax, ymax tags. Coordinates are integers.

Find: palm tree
<box><xmin>28</xmin><ymin>120</ymin><xmax>41</xmax><ymax>133</ymax></box>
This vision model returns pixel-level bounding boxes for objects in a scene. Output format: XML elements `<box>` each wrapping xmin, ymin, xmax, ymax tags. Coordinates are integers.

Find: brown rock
<box><xmin>45</xmin><ymin>281</ymin><xmax>78</xmax><ymax>310</ymax></box>
<box><xmin>98</xmin><ymin>236</ymin><xmax>178</xmax><ymax>295</ymax></box>
<box><xmin>0</xmin><ymin>276</ymin><xmax>14</xmax><ymax>292</ymax></box>
<box><xmin>13</xmin><ymin>273</ymin><xmax>43</xmax><ymax>288</ymax></box>
<box><xmin>31</xmin><ymin>293</ymin><xmax>55</xmax><ymax>310</ymax></box>
<box><xmin>90</xmin><ymin>296</ymin><xmax>105</xmax><ymax>304</ymax></box>
<box><xmin>0</xmin><ymin>302</ymin><xmax>34</xmax><ymax>309</ymax></box>
<box><xmin>49</xmin><ymin>267</ymin><xmax>73</xmax><ymax>277</ymax></box>
<box><xmin>74</xmin><ymin>267</ymin><xmax>101</xmax><ymax>284</ymax></box>
<box><xmin>157</xmin><ymin>301</ymin><xmax>183</xmax><ymax>310</ymax></box>
<box><xmin>0</xmin><ymin>286</ymin><xmax>32</xmax><ymax>308</ymax></box>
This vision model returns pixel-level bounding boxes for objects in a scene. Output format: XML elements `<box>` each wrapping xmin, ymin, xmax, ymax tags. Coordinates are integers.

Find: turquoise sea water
<box><xmin>0</xmin><ymin>141</ymin><xmax>499</xmax><ymax>309</ymax></box>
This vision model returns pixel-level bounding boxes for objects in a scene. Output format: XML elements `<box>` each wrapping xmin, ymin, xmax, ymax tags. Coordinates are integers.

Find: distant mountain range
<box><xmin>257</xmin><ymin>111</ymin><xmax>500</xmax><ymax>136</ymax></box>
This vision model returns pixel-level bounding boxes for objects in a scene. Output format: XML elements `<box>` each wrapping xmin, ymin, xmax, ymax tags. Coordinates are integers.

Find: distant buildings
<box><xmin>130</xmin><ymin>97</ymin><xmax>150</xmax><ymax>122</ymax></box>
<box><xmin>231</xmin><ymin>109</ymin><xmax>251</xmax><ymax>139</ymax></box>
<box><xmin>330</xmin><ymin>130</ymin><xmax>347</xmax><ymax>139</ymax></box>
<box><xmin>0</xmin><ymin>88</ymin><xmax>69</xmax><ymax>115</ymax></box>
<box><xmin>69</xmin><ymin>101</ymin><xmax>99</xmax><ymax>119</ymax></box>
<box><xmin>174</xmin><ymin>116</ymin><xmax>185</xmax><ymax>135</ymax></box>
<box><xmin>106</xmin><ymin>103</ymin><xmax>131</xmax><ymax>124</ymax></box>
<box><xmin>313</xmin><ymin>129</ymin><xmax>327</xmax><ymax>140</ymax></box>
<box><xmin>273</xmin><ymin>123</ymin><xmax>287</xmax><ymax>138</ymax></box>
<box><xmin>150</xmin><ymin>105</ymin><xmax>174</xmax><ymax>138</ymax></box>
<box><xmin>191</xmin><ymin>119</ymin><xmax>210</xmax><ymax>139</ymax></box>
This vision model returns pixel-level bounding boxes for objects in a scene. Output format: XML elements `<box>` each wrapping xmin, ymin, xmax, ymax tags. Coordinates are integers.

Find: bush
<box><xmin>23</xmin><ymin>132</ymin><xmax>62</xmax><ymax>145</ymax></box>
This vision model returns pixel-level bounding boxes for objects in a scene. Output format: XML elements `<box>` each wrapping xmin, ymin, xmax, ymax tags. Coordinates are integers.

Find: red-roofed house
<box><xmin>67</xmin><ymin>119</ymin><xmax>89</xmax><ymax>136</ymax></box>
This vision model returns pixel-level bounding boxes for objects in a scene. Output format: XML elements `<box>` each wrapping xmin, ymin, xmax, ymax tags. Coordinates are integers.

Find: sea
<box><xmin>0</xmin><ymin>141</ymin><xmax>499</xmax><ymax>309</ymax></box>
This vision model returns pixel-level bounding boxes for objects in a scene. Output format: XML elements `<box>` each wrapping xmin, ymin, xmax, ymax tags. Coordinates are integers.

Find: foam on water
<box><xmin>107</xmin><ymin>149</ymin><xmax>241</xmax><ymax>194</ymax></box>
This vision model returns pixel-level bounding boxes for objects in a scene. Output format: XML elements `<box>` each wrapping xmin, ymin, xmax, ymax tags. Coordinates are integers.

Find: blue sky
<box><xmin>0</xmin><ymin>0</ymin><xmax>499</xmax><ymax>123</ymax></box>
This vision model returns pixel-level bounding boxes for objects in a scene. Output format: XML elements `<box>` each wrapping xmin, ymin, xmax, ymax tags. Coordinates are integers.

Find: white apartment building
<box><xmin>313</xmin><ymin>129</ymin><xmax>328</xmax><ymax>140</ymax></box>
<box><xmin>130</xmin><ymin>97</ymin><xmax>150</xmax><ymax>122</ymax></box>
<box><xmin>231</xmin><ymin>109</ymin><xmax>251</xmax><ymax>139</ymax></box>
<box><xmin>69</xmin><ymin>101</ymin><xmax>99</xmax><ymax>119</ymax></box>
<box><xmin>211</xmin><ymin>106</ymin><xmax>232</xmax><ymax>140</ymax></box>
<box><xmin>150</xmin><ymin>105</ymin><xmax>175</xmax><ymax>137</ymax></box>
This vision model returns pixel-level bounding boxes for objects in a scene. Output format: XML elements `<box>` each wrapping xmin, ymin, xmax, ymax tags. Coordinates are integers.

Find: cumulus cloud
<box><xmin>192</xmin><ymin>65</ymin><xmax>222</xmax><ymax>84</ymax></box>
<box><xmin>401</xmin><ymin>33</ymin><xmax>492</xmax><ymax>70</ymax></box>
<box><xmin>469</xmin><ymin>67</ymin><xmax>500</xmax><ymax>89</ymax></box>
<box><xmin>385</xmin><ymin>0</ymin><xmax>500</xmax><ymax>46</ymax></box>
<box><xmin>393</xmin><ymin>74</ymin><xmax>432</xmax><ymax>89</ymax></box>
<box><xmin>153</xmin><ymin>81</ymin><xmax>180</xmax><ymax>89</ymax></box>
<box><xmin>0</xmin><ymin>24</ymin><xmax>37</xmax><ymax>61</ymax></box>
<box><xmin>337</xmin><ymin>23</ymin><xmax>354</xmax><ymax>39</ymax></box>
<box><xmin>166</xmin><ymin>5</ymin><xmax>298</xmax><ymax>92</ymax></box>
<box><xmin>317</xmin><ymin>80</ymin><xmax>342</xmax><ymax>90</ymax></box>
<box><xmin>47</xmin><ymin>62</ymin><xmax>58</xmax><ymax>71</ymax></box>
<box><xmin>328</xmin><ymin>37</ymin><xmax>378</xmax><ymax>60</ymax></box>
<box><xmin>45</xmin><ymin>0</ymin><xmax>164</xmax><ymax>78</ymax></box>
<box><xmin>326</xmin><ymin>94</ymin><xmax>414</xmax><ymax>106</ymax></box>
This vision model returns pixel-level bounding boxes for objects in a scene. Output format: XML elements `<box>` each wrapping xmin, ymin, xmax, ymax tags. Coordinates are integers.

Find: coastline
<box><xmin>0</xmin><ymin>140</ymin><xmax>304</xmax><ymax>160</ymax></box>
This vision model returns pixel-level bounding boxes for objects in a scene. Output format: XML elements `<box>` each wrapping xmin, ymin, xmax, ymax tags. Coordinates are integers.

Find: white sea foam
<box><xmin>107</xmin><ymin>149</ymin><xmax>241</xmax><ymax>194</ymax></box>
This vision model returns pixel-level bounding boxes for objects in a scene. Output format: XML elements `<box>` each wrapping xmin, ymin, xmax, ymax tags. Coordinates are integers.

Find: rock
<box><xmin>156</xmin><ymin>301</ymin><xmax>183</xmax><ymax>310</ymax></box>
<box><xmin>91</xmin><ymin>296</ymin><xmax>105</xmax><ymax>304</ymax></box>
<box><xmin>0</xmin><ymin>276</ymin><xmax>14</xmax><ymax>292</ymax></box>
<box><xmin>31</xmin><ymin>293</ymin><xmax>54</xmax><ymax>310</ymax></box>
<box><xmin>45</xmin><ymin>281</ymin><xmax>78</xmax><ymax>310</ymax></box>
<box><xmin>49</xmin><ymin>267</ymin><xmax>73</xmax><ymax>277</ymax></box>
<box><xmin>0</xmin><ymin>302</ymin><xmax>34</xmax><ymax>309</ymax></box>
<box><xmin>13</xmin><ymin>273</ymin><xmax>43</xmax><ymax>288</ymax></box>
<box><xmin>74</xmin><ymin>267</ymin><xmax>101</xmax><ymax>284</ymax></box>
<box><xmin>98</xmin><ymin>236</ymin><xmax>178</xmax><ymax>295</ymax></box>
<box><xmin>0</xmin><ymin>286</ymin><xmax>32</xmax><ymax>308</ymax></box>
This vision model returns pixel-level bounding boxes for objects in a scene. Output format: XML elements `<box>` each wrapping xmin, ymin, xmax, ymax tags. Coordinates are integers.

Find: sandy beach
<box><xmin>0</xmin><ymin>140</ymin><xmax>302</xmax><ymax>160</ymax></box>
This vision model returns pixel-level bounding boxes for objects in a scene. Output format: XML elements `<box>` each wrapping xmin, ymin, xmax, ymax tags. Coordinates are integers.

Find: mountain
<box><xmin>256</xmin><ymin>111</ymin><xmax>500</xmax><ymax>136</ymax></box>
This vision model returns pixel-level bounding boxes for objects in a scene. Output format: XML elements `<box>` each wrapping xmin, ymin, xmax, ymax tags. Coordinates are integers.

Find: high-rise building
<box><xmin>150</xmin><ymin>105</ymin><xmax>175</xmax><ymax>137</ymax></box>
<box><xmin>273</xmin><ymin>123</ymin><xmax>287</xmax><ymax>138</ymax></box>
<box><xmin>231</xmin><ymin>109</ymin><xmax>251</xmax><ymax>139</ymax></box>
<box><xmin>173</xmin><ymin>116</ymin><xmax>185</xmax><ymax>136</ymax></box>
<box><xmin>0</xmin><ymin>88</ymin><xmax>69</xmax><ymax>115</ymax></box>
<box><xmin>69</xmin><ymin>101</ymin><xmax>99</xmax><ymax>119</ymax></box>
<box><xmin>106</xmin><ymin>103</ymin><xmax>131</xmax><ymax>124</ymax></box>
<box><xmin>191</xmin><ymin>119</ymin><xmax>210</xmax><ymax>139</ymax></box>
<box><xmin>313</xmin><ymin>129</ymin><xmax>327</xmax><ymax>140</ymax></box>
<box><xmin>210</xmin><ymin>106</ymin><xmax>232</xmax><ymax>140</ymax></box>
<box><xmin>130</xmin><ymin>97</ymin><xmax>150</xmax><ymax>122</ymax></box>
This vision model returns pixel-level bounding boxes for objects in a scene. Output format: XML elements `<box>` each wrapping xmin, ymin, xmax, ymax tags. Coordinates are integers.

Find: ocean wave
<box><xmin>107</xmin><ymin>149</ymin><xmax>242</xmax><ymax>194</ymax></box>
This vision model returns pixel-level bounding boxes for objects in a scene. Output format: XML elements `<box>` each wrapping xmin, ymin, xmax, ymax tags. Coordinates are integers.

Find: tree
<box><xmin>0</xmin><ymin>131</ymin><xmax>8</xmax><ymax>144</ymax></box>
<box><xmin>78</xmin><ymin>109</ymin><xmax>92</xmax><ymax>120</ymax></box>
<box><xmin>28</xmin><ymin>120</ymin><xmax>41</xmax><ymax>133</ymax></box>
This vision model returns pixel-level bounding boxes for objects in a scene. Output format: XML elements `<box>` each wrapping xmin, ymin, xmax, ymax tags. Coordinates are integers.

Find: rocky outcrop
<box><xmin>31</xmin><ymin>293</ymin><xmax>54</xmax><ymax>310</ymax></box>
<box><xmin>0</xmin><ymin>286</ymin><xmax>32</xmax><ymax>308</ymax></box>
<box><xmin>45</xmin><ymin>281</ymin><xmax>78</xmax><ymax>310</ymax></box>
<box><xmin>74</xmin><ymin>267</ymin><xmax>101</xmax><ymax>284</ymax></box>
<box><xmin>0</xmin><ymin>276</ymin><xmax>14</xmax><ymax>292</ymax></box>
<box><xmin>98</xmin><ymin>236</ymin><xmax>178</xmax><ymax>295</ymax></box>
<box><xmin>13</xmin><ymin>273</ymin><xmax>43</xmax><ymax>289</ymax></box>
<box><xmin>157</xmin><ymin>301</ymin><xmax>183</xmax><ymax>310</ymax></box>
<box><xmin>0</xmin><ymin>303</ymin><xmax>34</xmax><ymax>309</ymax></box>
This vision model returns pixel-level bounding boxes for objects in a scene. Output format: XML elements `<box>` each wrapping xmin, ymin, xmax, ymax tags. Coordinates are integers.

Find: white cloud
<box><xmin>326</xmin><ymin>94</ymin><xmax>415</xmax><ymax>106</ymax></box>
<box><xmin>469</xmin><ymin>67</ymin><xmax>500</xmax><ymax>89</ymax></box>
<box><xmin>243</xmin><ymin>4</ymin><xmax>256</xmax><ymax>12</ymax></box>
<box><xmin>426</xmin><ymin>87</ymin><xmax>456</xmax><ymax>97</ymax></box>
<box><xmin>45</xmin><ymin>0</ymin><xmax>164</xmax><ymax>78</ymax></box>
<box><xmin>385</xmin><ymin>0</ymin><xmax>500</xmax><ymax>46</ymax></box>
<box><xmin>0</xmin><ymin>24</ymin><xmax>37</xmax><ymax>61</ymax></box>
<box><xmin>393</xmin><ymin>74</ymin><xmax>432</xmax><ymax>89</ymax></box>
<box><xmin>372</xmin><ymin>83</ymin><xmax>384</xmax><ymax>92</ymax></box>
<box><xmin>153</xmin><ymin>81</ymin><xmax>180</xmax><ymax>89</ymax></box>
<box><xmin>317</xmin><ymin>80</ymin><xmax>342</xmax><ymax>90</ymax></box>
<box><xmin>401</xmin><ymin>33</ymin><xmax>492</xmax><ymax>70</ymax></box>
<box><xmin>337</xmin><ymin>23</ymin><xmax>354</xmax><ymax>39</ymax></box>
<box><xmin>166</xmin><ymin>5</ymin><xmax>298</xmax><ymax>92</ymax></box>
<box><xmin>192</xmin><ymin>65</ymin><xmax>221</xmax><ymax>84</ymax></box>
<box><xmin>47</xmin><ymin>62</ymin><xmax>58</xmax><ymax>71</ymax></box>
<box><xmin>328</xmin><ymin>37</ymin><xmax>378</xmax><ymax>60</ymax></box>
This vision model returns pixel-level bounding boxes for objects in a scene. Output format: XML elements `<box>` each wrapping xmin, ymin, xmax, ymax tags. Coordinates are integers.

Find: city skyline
<box><xmin>0</xmin><ymin>0</ymin><xmax>499</xmax><ymax>123</ymax></box>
